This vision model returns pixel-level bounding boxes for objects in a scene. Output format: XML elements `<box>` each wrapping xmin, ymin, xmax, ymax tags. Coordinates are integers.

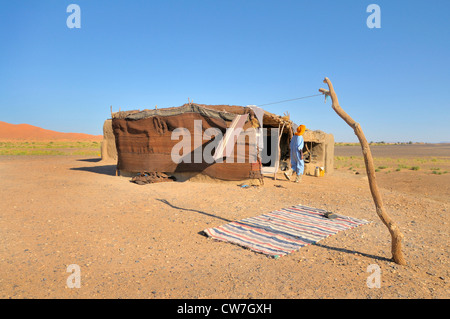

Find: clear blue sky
<box><xmin>1</xmin><ymin>0</ymin><xmax>449</xmax><ymax>142</ymax></box>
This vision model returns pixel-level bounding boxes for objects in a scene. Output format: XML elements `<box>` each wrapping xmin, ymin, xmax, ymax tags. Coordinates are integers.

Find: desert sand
<box><xmin>0</xmin><ymin>142</ymin><xmax>448</xmax><ymax>300</ymax></box>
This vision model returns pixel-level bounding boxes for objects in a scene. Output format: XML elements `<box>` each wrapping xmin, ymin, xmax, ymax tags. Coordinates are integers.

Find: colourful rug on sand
<box><xmin>203</xmin><ymin>204</ymin><xmax>371</xmax><ymax>257</ymax></box>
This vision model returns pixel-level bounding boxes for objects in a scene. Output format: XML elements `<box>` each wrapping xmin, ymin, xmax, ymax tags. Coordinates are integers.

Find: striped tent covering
<box><xmin>203</xmin><ymin>204</ymin><xmax>371</xmax><ymax>257</ymax></box>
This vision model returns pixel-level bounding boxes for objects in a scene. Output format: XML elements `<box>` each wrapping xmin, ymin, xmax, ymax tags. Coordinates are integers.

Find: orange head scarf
<box><xmin>295</xmin><ymin>125</ymin><xmax>306</xmax><ymax>136</ymax></box>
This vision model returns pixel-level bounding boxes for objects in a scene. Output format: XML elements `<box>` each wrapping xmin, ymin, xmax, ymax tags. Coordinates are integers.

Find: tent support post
<box><xmin>273</xmin><ymin>123</ymin><xmax>285</xmax><ymax>180</ymax></box>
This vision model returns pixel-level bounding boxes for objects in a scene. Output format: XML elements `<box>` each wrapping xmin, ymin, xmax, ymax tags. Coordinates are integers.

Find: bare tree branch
<box><xmin>320</xmin><ymin>77</ymin><xmax>407</xmax><ymax>265</ymax></box>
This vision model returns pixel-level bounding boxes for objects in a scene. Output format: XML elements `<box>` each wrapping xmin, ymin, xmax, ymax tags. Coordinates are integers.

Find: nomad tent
<box><xmin>101</xmin><ymin>103</ymin><xmax>334</xmax><ymax>183</ymax></box>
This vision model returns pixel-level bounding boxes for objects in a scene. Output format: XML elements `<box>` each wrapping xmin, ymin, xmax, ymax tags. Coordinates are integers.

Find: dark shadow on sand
<box><xmin>312</xmin><ymin>242</ymin><xmax>393</xmax><ymax>263</ymax></box>
<box><xmin>76</xmin><ymin>158</ymin><xmax>102</xmax><ymax>163</ymax></box>
<box><xmin>70</xmin><ymin>164</ymin><xmax>117</xmax><ymax>176</ymax></box>
<box><xmin>156</xmin><ymin>198</ymin><xmax>232</xmax><ymax>223</ymax></box>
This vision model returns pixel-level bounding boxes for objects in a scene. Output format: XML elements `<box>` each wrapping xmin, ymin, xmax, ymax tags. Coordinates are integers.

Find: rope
<box><xmin>257</xmin><ymin>93</ymin><xmax>322</xmax><ymax>107</ymax></box>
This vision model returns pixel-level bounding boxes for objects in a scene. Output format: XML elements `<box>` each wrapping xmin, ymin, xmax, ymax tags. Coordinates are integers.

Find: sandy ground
<box><xmin>0</xmin><ymin>145</ymin><xmax>448</xmax><ymax>299</ymax></box>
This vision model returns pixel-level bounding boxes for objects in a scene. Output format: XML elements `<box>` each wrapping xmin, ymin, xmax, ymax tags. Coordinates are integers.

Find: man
<box><xmin>284</xmin><ymin>124</ymin><xmax>305</xmax><ymax>183</ymax></box>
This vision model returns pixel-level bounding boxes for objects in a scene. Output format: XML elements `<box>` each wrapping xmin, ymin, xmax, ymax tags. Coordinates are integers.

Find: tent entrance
<box><xmin>304</xmin><ymin>141</ymin><xmax>323</xmax><ymax>165</ymax></box>
<box><xmin>260</xmin><ymin>127</ymin><xmax>290</xmax><ymax>174</ymax></box>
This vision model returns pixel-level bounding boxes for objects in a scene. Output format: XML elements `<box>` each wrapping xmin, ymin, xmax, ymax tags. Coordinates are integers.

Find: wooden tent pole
<box><xmin>273</xmin><ymin>122</ymin><xmax>285</xmax><ymax>180</ymax></box>
<box><xmin>319</xmin><ymin>77</ymin><xmax>406</xmax><ymax>265</ymax></box>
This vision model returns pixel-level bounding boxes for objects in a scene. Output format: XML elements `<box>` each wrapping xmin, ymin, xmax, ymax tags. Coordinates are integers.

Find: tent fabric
<box><xmin>112</xmin><ymin>104</ymin><xmax>263</xmax><ymax>181</ymax></box>
<box><xmin>123</xmin><ymin>103</ymin><xmax>240</xmax><ymax>122</ymax></box>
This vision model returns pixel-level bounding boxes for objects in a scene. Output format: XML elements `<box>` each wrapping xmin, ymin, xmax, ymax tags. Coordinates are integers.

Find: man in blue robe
<box><xmin>284</xmin><ymin>125</ymin><xmax>305</xmax><ymax>183</ymax></box>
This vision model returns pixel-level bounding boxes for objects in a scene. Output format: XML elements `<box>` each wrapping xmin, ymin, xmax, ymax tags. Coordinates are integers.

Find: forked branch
<box><xmin>320</xmin><ymin>77</ymin><xmax>406</xmax><ymax>265</ymax></box>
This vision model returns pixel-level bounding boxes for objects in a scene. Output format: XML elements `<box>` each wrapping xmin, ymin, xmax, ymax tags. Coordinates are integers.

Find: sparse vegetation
<box><xmin>334</xmin><ymin>147</ymin><xmax>450</xmax><ymax>176</ymax></box>
<box><xmin>432</xmin><ymin>170</ymin><xmax>448</xmax><ymax>175</ymax></box>
<box><xmin>335</xmin><ymin>141</ymin><xmax>423</xmax><ymax>146</ymax></box>
<box><xmin>0</xmin><ymin>141</ymin><xmax>101</xmax><ymax>156</ymax></box>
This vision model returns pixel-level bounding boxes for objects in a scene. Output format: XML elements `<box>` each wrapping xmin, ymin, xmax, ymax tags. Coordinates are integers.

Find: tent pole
<box><xmin>274</xmin><ymin>123</ymin><xmax>285</xmax><ymax>180</ymax></box>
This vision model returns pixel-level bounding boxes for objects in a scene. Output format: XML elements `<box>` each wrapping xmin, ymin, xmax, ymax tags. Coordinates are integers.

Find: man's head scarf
<box><xmin>295</xmin><ymin>125</ymin><xmax>306</xmax><ymax>136</ymax></box>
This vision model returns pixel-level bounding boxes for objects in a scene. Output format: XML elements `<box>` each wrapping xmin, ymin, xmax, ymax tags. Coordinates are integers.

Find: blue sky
<box><xmin>1</xmin><ymin>0</ymin><xmax>449</xmax><ymax>142</ymax></box>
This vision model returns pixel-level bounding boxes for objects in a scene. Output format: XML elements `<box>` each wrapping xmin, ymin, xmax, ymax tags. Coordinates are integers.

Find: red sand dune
<box><xmin>0</xmin><ymin>121</ymin><xmax>103</xmax><ymax>141</ymax></box>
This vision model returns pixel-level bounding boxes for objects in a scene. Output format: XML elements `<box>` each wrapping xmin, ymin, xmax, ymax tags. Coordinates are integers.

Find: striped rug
<box><xmin>203</xmin><ymin>204</ymin><xmax>371</xmax><ymax>258</ymax></box>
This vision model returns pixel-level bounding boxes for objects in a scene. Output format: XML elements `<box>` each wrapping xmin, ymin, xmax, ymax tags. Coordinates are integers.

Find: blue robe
<box><xmin>290</xmin><ymin>135</ymin><xmax>304</xmax><ymax>175</ymax></box>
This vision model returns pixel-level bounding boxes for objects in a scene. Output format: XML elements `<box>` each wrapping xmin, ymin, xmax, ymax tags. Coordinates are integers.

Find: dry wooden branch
<box><xmin>320</xmin><ymin>77</ymin><xmax>407</xmax><ymax>265</ymax></box>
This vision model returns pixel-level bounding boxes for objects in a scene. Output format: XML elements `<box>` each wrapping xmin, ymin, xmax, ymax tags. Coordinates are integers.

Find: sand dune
<box><xmin>0</xmin><ymin>121</ymin><xmax>102</xmax><ymax>141</ymax></box>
